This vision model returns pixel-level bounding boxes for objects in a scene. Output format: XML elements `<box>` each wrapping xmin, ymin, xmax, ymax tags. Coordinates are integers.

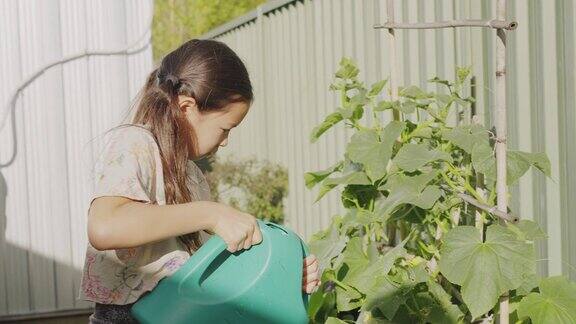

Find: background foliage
<box><xmin>152</xmin><ymin>0</ymin><xmax>266</xmax><ymax>62</ymax></box>
<box><xmin>203</xmin><ymin>155</ymin><xmax>288</xmax><ymax>224</ymax></box>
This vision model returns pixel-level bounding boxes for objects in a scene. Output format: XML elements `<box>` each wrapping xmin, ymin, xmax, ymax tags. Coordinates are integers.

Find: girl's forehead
<box><xmin>206</xmin><ymin>102</ymin><xmax>249</xmax><ymax>124</ymax></box>
<box><xmin>222</xmin><ymin>102</ymin><xmax>249</xmax><ymax>123</ymax></box>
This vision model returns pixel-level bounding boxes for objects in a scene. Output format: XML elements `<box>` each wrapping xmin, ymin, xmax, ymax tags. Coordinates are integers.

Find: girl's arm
<box><xmin>88</xmin><ymin>196</ymin><xmax>217</xmax><ymax>250</ymax></box>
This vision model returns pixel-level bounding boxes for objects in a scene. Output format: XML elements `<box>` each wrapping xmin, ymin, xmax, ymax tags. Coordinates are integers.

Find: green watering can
<box><xmin>131</xmin><ymin>219</ymin><xmax>311</xmax><ymax>324</ymax></box>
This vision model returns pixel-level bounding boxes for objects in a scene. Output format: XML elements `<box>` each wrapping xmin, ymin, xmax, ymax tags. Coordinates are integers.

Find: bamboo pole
<box><xmin>374</xmin><ymin>19</ymin><xmax>517</xmax><ymax>30</ymax></box>
<box><xmin>387</xmin><ymin>0</ymin><xmax>399</xmax><ymax>120</ymax></box>
<box><xmin>385</xmin><ymin>0</ymin><xmax>399</xmax><ymax>246</ymax></box>
<box><xmin>495</xmin><ymin>0</ymin><xmax>510</xmax><ymax>322</ymax></box>
<box><xmin>378</xmin><ymin>0</ymin><xmax>513</xmax><ymax>322</ymax></box>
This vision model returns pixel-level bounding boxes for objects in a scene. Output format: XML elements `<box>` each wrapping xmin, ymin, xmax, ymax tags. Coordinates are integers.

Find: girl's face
<box><xmin>178</xmin><ymin>95</ymin><xmax>250</xmax><ymax>160</ymax></box>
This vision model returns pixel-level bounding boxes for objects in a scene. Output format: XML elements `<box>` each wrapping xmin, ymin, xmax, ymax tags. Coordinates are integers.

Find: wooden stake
<box><xmin>495</xmin><ymin>0</ymin><xmax>510</xmax><ymax>322</ymax></box>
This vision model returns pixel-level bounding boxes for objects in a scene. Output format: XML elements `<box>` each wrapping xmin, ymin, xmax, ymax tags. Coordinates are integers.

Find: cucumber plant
<box><xmin>304</xmin><ymin>57</ymin><xmax>575</xmax><ymax>324</ymax></box>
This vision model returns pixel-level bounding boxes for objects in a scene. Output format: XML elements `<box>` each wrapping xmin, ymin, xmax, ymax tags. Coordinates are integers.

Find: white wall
<box><xmin>0</xmin><ymin>0</ymin><xmax>153</xmax><ymax>316</ymax></box>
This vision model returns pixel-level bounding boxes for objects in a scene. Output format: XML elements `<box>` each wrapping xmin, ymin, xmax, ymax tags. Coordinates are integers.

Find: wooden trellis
<box><xmin>374</xmin><ymin>0</ymin><xmax>516</xmax><ymax>322</ymax></box>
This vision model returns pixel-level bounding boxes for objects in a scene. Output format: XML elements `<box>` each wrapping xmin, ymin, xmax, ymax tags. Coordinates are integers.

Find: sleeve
<box><xmin>90</xmin><ymin>126</ymin><xmax>157</xmax><ymax>205</ymax></box>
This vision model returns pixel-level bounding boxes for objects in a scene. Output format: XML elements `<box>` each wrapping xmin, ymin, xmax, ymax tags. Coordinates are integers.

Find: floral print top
<box><xmin>77</xmin><ymin>124</ymin><xmax>213</xmax><ymax>305</ymax></box>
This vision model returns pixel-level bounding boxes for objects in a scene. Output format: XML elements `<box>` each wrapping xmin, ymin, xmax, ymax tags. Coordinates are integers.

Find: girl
<box><xmin>79</xmin><ymin>39</ymin><xmax>320</xmax><ymax>323</ymax></box>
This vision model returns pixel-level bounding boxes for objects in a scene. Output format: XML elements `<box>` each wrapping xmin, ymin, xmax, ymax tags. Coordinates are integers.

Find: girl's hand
<box><xmin>302</xmin><ymin>254</ymin><xmax>321</xmax><ymax>294</ymax></box>
<box><xmin>206</xmin><ymin>202</ymin><xmax>263</xmax><ymax>253</ymax></box>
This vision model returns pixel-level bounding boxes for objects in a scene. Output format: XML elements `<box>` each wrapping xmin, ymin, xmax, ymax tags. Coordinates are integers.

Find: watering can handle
<box><xmin>177</xmin><ymin>235</ymin><xmax>227</xmax><ymax>294</ymax></box>
<box><xmin>177</xmin><ymin>219</ymin><xmax>270</xmax><ymax>294</ymax></box>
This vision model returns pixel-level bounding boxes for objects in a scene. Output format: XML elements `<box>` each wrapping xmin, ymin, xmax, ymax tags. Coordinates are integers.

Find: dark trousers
<box><xmin>88</xmin><ymin>302</ymin><xmax>138</xmax><ymax>324</ymax></box>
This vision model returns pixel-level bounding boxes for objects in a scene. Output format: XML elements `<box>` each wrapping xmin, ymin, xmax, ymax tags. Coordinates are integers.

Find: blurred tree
<box><xmin>152</xmin><ymin>0</ymin><xmax>267</xmax><ymax>62</ymax></box>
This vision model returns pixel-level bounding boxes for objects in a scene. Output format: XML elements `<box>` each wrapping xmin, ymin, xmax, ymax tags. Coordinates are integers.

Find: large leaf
<box><xmin>472</xmin><ymin>145</ymin><xmax>552</xmax><ymax>186</ymax></box>
<box><xmin>346</xmin><ymin>121</ymin><xmax>405</xmax><ymax>181</ymax></box>
<box><xmin>509</xmin><ymin>219</ymin><xmax>547</xmax><ymax>241</ymax></box>
<box><xmin>309</xmin><ymin>223</ymin><xmax>348</xmax><ymax>275</ymax></box>
<box><xmin>323</xmin><ymin>171</ymin><xmax>371</xmax><ymax>187</ymax></box>
<box><xmin>374</xmin><ymin>170</ymin><xmax>442</xmax><ymax>218</ymax></box>
<box><xmin>518</xmin><ymin>276</ymin><xmax>576</xmax><ymax>324</ymax></box>
<box><xmin>438</xmin><ymin>225</ymin><xmax>535</xmax><ymax>319</ymax></box>
<box><xmin>344</xmin><ymin>238</ymin><xmax>407</xmax><ymax>293</ymax></box>
<box><xmin>426</xmin><ymin>280</ymin><xmax>465</xmax><ymax>323</ymax></box>
<box><xmin>511</xmin><ymin>151</ymin><xmax>551</xmax><ymax>177</ymax></box>
<box><xmin>362</xmin><ymin>263</ymin><xmax>429</xmax><ymax>320</ymax></box>
<box><xmin>393</xmin><ymin>143</ymin><xmax>452</xmax><ymax>172</ymax></box>
<box><xmin>399</xmin><ymin>85</ymin><xmax>431</xmax><ymax>99</ymax></box>
<box><xmin>441</xmin><ymin>124</ymin><xmax>490</xmax><ymax>154</ymax></box>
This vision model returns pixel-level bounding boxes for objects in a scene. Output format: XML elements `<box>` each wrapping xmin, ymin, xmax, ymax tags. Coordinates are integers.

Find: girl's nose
<box><xmin>220</xmin><ymin>138</ymin><xmax>228</xmax><ymax>147</ymax></box>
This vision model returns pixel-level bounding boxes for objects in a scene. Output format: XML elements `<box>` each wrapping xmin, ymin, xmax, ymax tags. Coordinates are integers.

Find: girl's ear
<box><xmin>178</xmin><ymin>95</ymin><xmax>198</xmax><ymax>115</ymax></box>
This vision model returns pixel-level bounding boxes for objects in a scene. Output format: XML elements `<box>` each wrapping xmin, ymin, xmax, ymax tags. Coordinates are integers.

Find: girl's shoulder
<box><xmin>100</xmin><ymin>123</ymin><xmax>160</xmax><ymax>155</ymax></box>
<box><xmin>105</xmin><ymin>123</ymin><xmax>157</xmax><ymax>143</ymax></box>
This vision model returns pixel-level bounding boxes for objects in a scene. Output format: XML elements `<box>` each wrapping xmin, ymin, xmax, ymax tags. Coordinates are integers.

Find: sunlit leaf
<box><xmin>518</xmin><ymin>276</ymin><xmax>576</xmax><ymax>324</ymax></box>
<box><xmin>393</xmin><ymin>143</ymin><xmax>452</xmax><ymax>172</ymax></box>
<box><xmin>439</xmin><ymin>225</ymin><xmax>535</xmax><ymax>319</ymax></box>
<box><xmin>346</xmin><ymin>122</ymin><xmax>405</xmax><ymax>181</ymax></box>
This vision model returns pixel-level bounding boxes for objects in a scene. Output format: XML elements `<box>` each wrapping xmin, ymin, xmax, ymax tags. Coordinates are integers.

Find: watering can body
<box><xmin>131</xmin><ymin>219</ymin><xmax>311</xmax><ymax>324</ymax></box>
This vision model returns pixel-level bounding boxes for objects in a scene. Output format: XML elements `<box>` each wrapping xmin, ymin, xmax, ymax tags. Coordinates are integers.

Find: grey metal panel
<box><xmin>0</xmin><ymin>0</ymin><xmax>153</xmax><ymax>317</ymax></box>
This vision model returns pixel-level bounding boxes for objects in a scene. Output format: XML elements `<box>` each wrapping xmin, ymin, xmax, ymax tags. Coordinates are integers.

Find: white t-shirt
<box><xmin>77</xmin><ymin>123</ymin><xmax>213</xmax><ymax>305</ymax></box>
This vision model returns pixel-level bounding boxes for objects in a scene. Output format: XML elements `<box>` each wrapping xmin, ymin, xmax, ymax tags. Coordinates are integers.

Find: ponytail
<box><xmin>132</xmin><ymin>68</ymin><xmax>202</xmax><ymax>254</ymax></box>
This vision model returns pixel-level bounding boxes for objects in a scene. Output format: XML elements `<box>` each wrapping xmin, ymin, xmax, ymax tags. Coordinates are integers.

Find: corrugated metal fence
<box><xmin>0</xmin><ymin>0</ymin><xmax>153</xmax><ymax>317</ymax></box>
<box><xmin>202</xmin><ymin>0</ymin><xmax>576</xmax><ymax>281</ymax></box>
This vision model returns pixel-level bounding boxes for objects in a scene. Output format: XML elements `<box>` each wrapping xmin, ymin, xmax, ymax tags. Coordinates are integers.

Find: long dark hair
<box><xmin>125</xmin><ymin>39</ymin><xmax>253</xmax><ymax>254</ymax></box>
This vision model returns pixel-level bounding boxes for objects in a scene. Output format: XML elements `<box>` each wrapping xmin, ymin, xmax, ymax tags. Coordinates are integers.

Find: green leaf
<box><xmin>399</xmin><ymin>85</ymin><xmax>431</xmax><ymax>99</ymax></box>
<box><xmin>309</xmin><ymin>224</ymin><xmax>349</xmax><ymax>274</ymax></box>
<box><xmin>509</xmin><ymin>220</ymin><xmax>547</xmax><ymax>241</ymax></box>
<box><xmin>326</xmin><ymin>317</ymin><xmax>348</xmax><ymax>324</ymax></box>
<box><xmin>380</xmin><ymin>170</ymin><xmax>439</xmax><ymax>193</ymax></box>
<box><xmin>341</xmin><ymin>237</ymin><xmax>370</xmax><ymax>282</ymax></box>
<box><xmin>427</xmin><ymin>280</ymin><xmax>465</xmax><ymax>324</ymax></box>
<box><xmin>362</xmin><ymin>262</ymin><xmax>428</xmax><ymax>320</ymax></box>
<box><xmin>374</xmin><ymin>100</ymin><xmax>394</xmax><ymax>112</ymax></box>
<box><xmin>362</xmin><ymin>275</ymin><xmax>407</xmax><ymax>319</ymax></box>
<box><xmin>512</xmin><ymin>151</ymin><xmax>551</xmax><ymax>177</ymax></box>
<box><xmin>304</xmin><ymin>160</ymin><xmax>344</xmax><ymax>189</ymax></box>
<box><xmin>375</xmin><ymin>170</ymin><xmax>441</xmax><ymax>218</ymax></box>
<box><xmin>518</xmin><ymin>276</ymin><xmax>576</xmax><ymax>324</ymax></box>
<box><xmin>407</xmin><ymin>185</ymin><xmax>443</xmax><ymax>209</ymax></box>
<box><xmin>335</xmin><ymin>280</ymin><xmax>363</xmax><ymax>311</ymax></box>
<box><xmin>335</xmin><ymin>57</ymin><xmax>359</xmax><ymax>79</ymax></box>
<box><xmin>438</xmin><ymin>225</ymin><xmax>536</xmax><ymax>319</ymax></box>
<box><xmin>346</xmin><ymin>121</ymin><xmax>405</xmax><ymax>182</ymax></box>
<box><xmin>399</xmin><ymin>100</ymin><xmax>417</xmax><ymax>114</ymax></box>
<box><xmin>310</xmin><ymin>112</ymin><xmax>343</xmax><ymax>143</ymax></box>
<box><xmin>369</xmin><ymin>79</ymin><xmax>388</xmax><ymax>97</ymax></box>
<box><xmin>410</xmin><ymin>125</ymin><xmax>433</xmax><ymax>139</ymax></box>
<box><xmin>346</xmin><ymin>238</ymin><xmax>408</xmax><ymax>293</ymax></box>
<box><xmin>393</xmin><ymin>143</ymin><xmax>452</xmax><ymax>172</ymax></box>
<box><xmin>472</xmin><ymin>147</ymin><xmax>553</xmax><ymax>186</ymax></box>
<box><xmin>456</xmin><ymin>66</ymin><xmax>471</xmax><ymax>85</ymax></box>
<box><xmin>471</xmin><ymin>142</ymin><xmax>494</xmax><ymax>174</ymax></box>
<box><xmin>314</xmin><ymin>183</ymin><xmax>338</xmax><ymax>203</ymax></box>
<box><xmin>435</xmin><ymin>93</ymin><xmax>453</xmax><ymax>108</ymax></box>
<box><xmin>323</xmin><ymin>171</ymin><xmax>371</xmax><ymax>187</ymax></box>
<box><xmin>441</xmin><ymin>124</ymin><xmax>490</xmax><ymax>154</ymax></box>
<box><xmin>428</xmin><ymin>76</ymin><xmax>452</xmax><ymax>87</ymax></box>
